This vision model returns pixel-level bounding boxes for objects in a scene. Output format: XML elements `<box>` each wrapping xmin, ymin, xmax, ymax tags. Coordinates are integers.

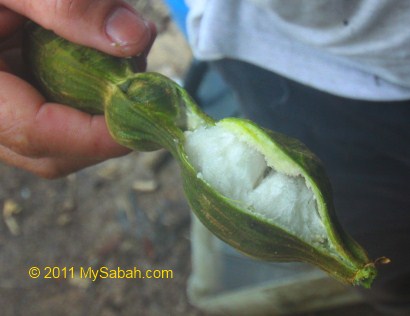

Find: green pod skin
<box><xmin>176</xmin><ymin>119</ymin><xmax>376</xmax><ymax>287</ymax></box>
<box><xmin>24</xmin><ymin>22</ymin><xmax>133</xmax><ymax>115</ymax></box>
<box><xmin>104</xmin><ymin>73</ymin><xmax>187</xmax><ymax>152</ymax></box>
<box><xmin>24</xmin><ymin>22</ymin><xmax>382</xmax><ymax>288</ymax></box>
<box><xmin>24</xmin><ymin>22</ymin><xmax>195</xmax><ymax>152</ymax></box>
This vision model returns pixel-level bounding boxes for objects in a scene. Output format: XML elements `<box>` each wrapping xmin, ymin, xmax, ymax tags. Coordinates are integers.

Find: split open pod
<box><xmin>25</xmin><ymin>22</ymin><xmax>386</xmax><ymax>288</ymax></box>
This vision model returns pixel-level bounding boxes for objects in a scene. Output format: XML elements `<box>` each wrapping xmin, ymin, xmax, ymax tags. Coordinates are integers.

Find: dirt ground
<box><xmin>0</xmin><ymin>1</ymin><xmax>388</xmax><ymax>316</ymax></box>
<box><xmin>0</xmin><ymin>1</ymin><xmax>202</xmax><ymax>315</ymax></box>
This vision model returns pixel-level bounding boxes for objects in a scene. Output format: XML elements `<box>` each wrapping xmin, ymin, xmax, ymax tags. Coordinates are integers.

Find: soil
<box><xmin>0</xmin><ymin>1</ymin><xmax>201</xmax><ymax>315</ymax></box>
<box><xmin>0</xmin><ymin>1</ymin><xmax>386</xmax><ymax>315</ymax></box>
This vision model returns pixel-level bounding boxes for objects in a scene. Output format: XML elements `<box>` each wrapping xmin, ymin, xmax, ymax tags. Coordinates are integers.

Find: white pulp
<box><xmin>184</xmin><ymin>124</ymin><xmax>328</xmax><ymax>247</ymax></box>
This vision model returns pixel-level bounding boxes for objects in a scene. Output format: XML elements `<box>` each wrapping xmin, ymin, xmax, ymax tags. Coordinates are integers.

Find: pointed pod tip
<box><xmin>352</xmin><ymin>263</ymin><xmax>377</xmax><ymax>288</ymax></box>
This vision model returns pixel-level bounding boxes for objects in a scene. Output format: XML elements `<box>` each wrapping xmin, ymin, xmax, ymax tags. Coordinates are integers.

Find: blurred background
<box><xmin>0</xmin><ymin>1</ymin><xmax>388</xmax><ymax>315</ymax></box>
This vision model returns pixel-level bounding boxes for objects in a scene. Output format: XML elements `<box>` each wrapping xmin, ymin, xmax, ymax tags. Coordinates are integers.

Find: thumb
<box><xmin>1</xmin><ymin>0</ymin><xmax>155</xmax><ymax>57</ymax></box>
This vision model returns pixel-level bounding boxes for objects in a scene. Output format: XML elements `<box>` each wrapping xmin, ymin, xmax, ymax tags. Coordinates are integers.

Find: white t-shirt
<box><xmin>185</xmin><ymin>0</ymin><xmax>410</xmax><ymax>101</ymax></box>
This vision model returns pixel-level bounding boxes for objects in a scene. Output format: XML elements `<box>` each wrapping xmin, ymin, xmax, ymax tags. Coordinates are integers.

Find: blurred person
<box><xmin>185</xmin><ymin>1</ymin><xmax>410</xmax><ymax>315</ymax></box>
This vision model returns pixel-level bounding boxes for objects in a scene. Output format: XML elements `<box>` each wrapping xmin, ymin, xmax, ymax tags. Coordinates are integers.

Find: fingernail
<box><xmin>105</xmin><ymin>6</ymin><xmax>151</xmax><ymax>52</ymax></box>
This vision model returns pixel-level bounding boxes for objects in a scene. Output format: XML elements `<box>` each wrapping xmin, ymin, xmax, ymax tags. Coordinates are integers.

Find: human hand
<box><xmin>0</xmin><ymin>0</ymin><xmax>156</xmax><ymax>178</ymax></box>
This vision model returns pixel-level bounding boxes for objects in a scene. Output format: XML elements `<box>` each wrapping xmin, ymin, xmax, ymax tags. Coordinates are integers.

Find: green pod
<box><xmin>24</xmin><ymin>22</ymin><xmax>193</xmax><ymax>151</ymax></box>
<box><xmin>25</xmin><ymin>22</ymin><xmax>385</xmax><ymax>288</ymax></box>
<box><xmin>24</xmin><ymin>21</ymin><xmax>133</xmax><ymax>115</ymax></box>
<box><xmin>104</xmin><ymin>73</ymin><xmax>187</xmax><ymax>152</ymax></box>
<box><xmin>178</xmin><ymin>118</ymin><xmax>377</xmax><ymax>286</ymax></box>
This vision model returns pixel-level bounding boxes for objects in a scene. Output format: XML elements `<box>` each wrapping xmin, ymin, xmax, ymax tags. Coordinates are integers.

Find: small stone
<box><xmin>97</xmin><ymin>162</ymin><xmax>121</xmax><ymax>179</ymax></box>
<box><xmin>57</xmin><ymin>213</ymin><xmax>72</xmax><ymax>226</ymax></box>
<box><xmin>132</xmin><ymin>179</ymin><xmax>159</xmax><ymax>192</ymax></box>
<box><xmin>69</xmin><ymin>273</ymin><xmax>91</xmax><ymax>289</ymax></box>
<box><xmin>62</xmin><ymin>199</ymin><xmax>75</xmax><ymax>212</ymax></box>
<box><xmin>2</xmin><ymin>199</ymin><xmax>22</xmax><ymax>236</ymax></box>
<box><xmin>3</xmin><ymin>199</ymin><xmax>22</xmax><ymax>217</ymax></box>
<box><xmin>20</xmin><ymin>187</ymin><xmax>31</xmax><ymax>199</ymax></box>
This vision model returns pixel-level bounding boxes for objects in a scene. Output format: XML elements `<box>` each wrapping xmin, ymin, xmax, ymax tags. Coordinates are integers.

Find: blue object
<box><xmin>163</xmin><ymin>0</ymin><xmax>189</xmax><ymax>37</ymax></box>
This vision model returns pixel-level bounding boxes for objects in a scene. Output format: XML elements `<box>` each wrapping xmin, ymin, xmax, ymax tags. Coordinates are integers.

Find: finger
<box><xmin>0</xmin><ymin>71</ymin><xmax>130</xmax><ymax>159</ymax></box>
<box><xmin>0</xmin><ymin>5</ymin><xmax>26</xmax><ymax>38</ymax></box>
<box><xmin>132</xmin><ymin>21</ymin><xmax>157</xmax><ymax>71</ymax></box>
<box><xmin>0</xmin><ymin>143</ymin><xmax>108</xmax><ymax>179</ymax></box>
<box><xmin>1</xmin><ymin>0</ymin><xmax>155</xmax><ymax>57</ymax></box>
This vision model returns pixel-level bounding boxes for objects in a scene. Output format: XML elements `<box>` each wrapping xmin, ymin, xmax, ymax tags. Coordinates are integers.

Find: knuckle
<box><xmin>34</xmin><ymin>161</ymin><xmax>66</xmax><ymax>179</ymax></box>
<box><xmin>0</xmin><ymin>101</ymin><xmax>46</xmax><ymax>158</ymax></box>
<box><xmin>53</xmin><ymin>0</ymin><xmax>80</xmax><ymax>19</ymax></box>
<box><xmin>35</xmin><ymin>0</ymin><xmax>94</xmax><ymax>29</ymax></box>
<box><xmin>52</xmin><ymin>0</ymin><xmax>96</xmax><ymax>22</ymax></box>
<box><xmin>13</xmin><ymin>143</ymin><xmax>42</xmax><ymax>158</ymax></box>
<box><xmin>0</xmin><ymin>120</ymin><xmax>43</xmax><ymax>157</ymax></box>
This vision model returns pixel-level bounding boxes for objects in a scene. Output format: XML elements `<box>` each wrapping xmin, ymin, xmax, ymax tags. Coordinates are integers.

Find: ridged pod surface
<box><xmin>24</xmin><ymin>22</ymin><xmax>384</xmax><ymax>288</ymax></box>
